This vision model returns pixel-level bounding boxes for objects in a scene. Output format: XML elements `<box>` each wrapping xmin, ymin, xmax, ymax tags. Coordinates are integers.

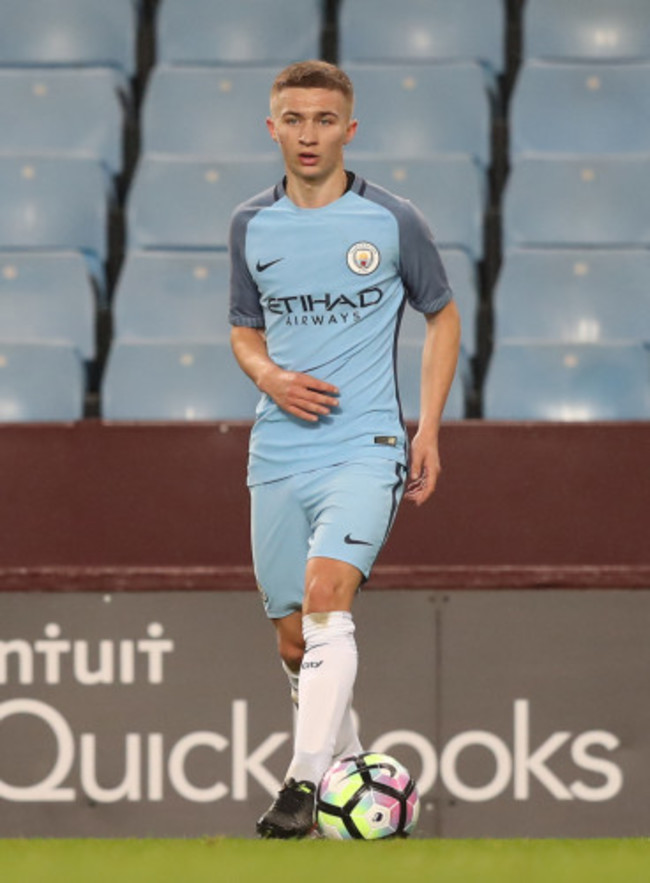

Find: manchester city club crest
<box><xmin>346</xmin><ymin>241</ymin><xmax>381</xmax><ymax>275</ymax></box>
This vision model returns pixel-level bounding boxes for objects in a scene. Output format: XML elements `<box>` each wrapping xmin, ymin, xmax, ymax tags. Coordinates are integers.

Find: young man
<box><xmin>229</xmin><ymin>60</ymin><xmax>460</xmax><ymax>838</ymax></box>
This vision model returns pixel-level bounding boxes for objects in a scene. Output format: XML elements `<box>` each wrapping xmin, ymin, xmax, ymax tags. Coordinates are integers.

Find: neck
<box><xmin>285</xmin><ymin>168</ymin><xmax>348</xmax><ymax>209</ymax></box>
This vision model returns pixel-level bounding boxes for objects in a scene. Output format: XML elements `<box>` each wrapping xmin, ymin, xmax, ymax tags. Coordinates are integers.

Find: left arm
<box><xmin>404</xmin><ymin>300</ymin><xmax>461</xmax><ymax>506</ymax></box>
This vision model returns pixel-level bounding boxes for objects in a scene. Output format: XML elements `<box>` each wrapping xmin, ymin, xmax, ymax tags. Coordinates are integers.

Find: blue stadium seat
<box><xmin>511</xmin><ymin>62</ymin><xmax>650</xmax><ymax>158</ymax></box>
<box><xmin>126</xmin><ymin>156</ymin><xmax>283</xmax><ymax>250</ymax></box>
<box><xmin>503</xmin><ymin>158</ymin><xmax>650</xmax><ymax>249</ymax></box>
<box><xmin>157</xmin><ymin>0</ymin><xmax>322</xmax><ymax>65</ymax></box>
<box><xmin>344</xmin><ymin>63</ymin><xmax>491</xmax><ymax>168</ymax></box>
<box><xmin>0</xmin><ymin>68</ymin><xmax>126</xmax><ymax>175</ymax></box>
<box><xmin>141</xmin><ymin>65</ymin><xmax>279</xmax><ymax>159</ymax></box>
<box><xmin>0</xmin><ymin>341</ymin><xmax>85</xmax><ymax>422</ymax></box>
<box><xmin>0</xmin><ymin>251</ymin><xmax>95</xmax><ymax>359</ymax></box>
<box><xmin>339</xmin><ymin>0</ymin><xmax>505</xmax><ymax>82</ymax></box>
<box><xmin>524</xmin><ymin>0</ymin><xmax>650</xmax><ymax>62</ymax></box>
<box><xmin>113</xmin><ymin>251</ymin><xmax>230</xmax><ymax>342</ymax></box>
<box><xmin>0</xmin><ymin>156</ymin><xmax>112</xmax><ymax>294</ymax></box>
<box><xmin>101</xmin><ymin>340</ymin><xmax>261</xmax><ymax>421</ymax></box>
<box><xmin>348</xmin><ymin>157</ymin><xmax>485</xmax><ymax>260</ymax></box>
<box><xmin>483</xmin><ymin>342</ymin><xmax>650</xmax><ymax>420</ymax></box>
<box><xmin>397</xmin><ymin>342</ymin><xmax>470</xmax><ymax>420</ymax></box>
<box><xmin>0</xmin><ymin>0</ymin><xmax>138</xmax><ymax>77</ymax></box>
<box><xmin>399</xmin><ymin>249</ymin><xmax>478</xmax><ymax>356</ymax></box>
<box><xmin>493</xmin><ymin>249</ymin><xmax>650</xmax><ymax>345</ymax></box>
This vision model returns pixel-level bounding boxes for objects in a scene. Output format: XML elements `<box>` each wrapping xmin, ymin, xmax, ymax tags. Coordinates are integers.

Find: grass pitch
<box><xmin>1</xmin><ymin>838</ymin><xmax>649</xmax><ymax>883</ymax></box>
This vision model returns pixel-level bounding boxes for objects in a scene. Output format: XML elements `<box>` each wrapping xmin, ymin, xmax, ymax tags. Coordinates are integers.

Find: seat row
<box><xmin>0</xmin><ymin>0</ymin><xmax>501</xmax><ymax>76</ymax></box>
<box><xmin>5</xmin><ymin>246</ymin><xmax>648</xmax><ymax>361</ymax></box>
<box><xmin>3</xmin><ymin>337</ymin><xmax>647</xmax><ymax>423</ymax></box>
<box><xmin>2</xmin><ymin>241</ymin><xmax>650</xmax><ymax>421</ymax></box>
<box><xmin>0</xmin><ymin>62</ymin><xmax>494</xmax><ymax>174</ymax></box>
<box><xmin>3</xmin><ymin>1</ymin><xmax>648</xmax><ymax>74</ymax></box>
<box><xmin>2</xmin><ymin>151</ymin><xmax>649</xmax><ymax>301</ymax></box>
<box><xmin>0</xmin><ymin>341</ymin><xmax>471</xmax><ymax>424</ymax></box>
<box><xmin>3</xmin><ymin>57</ymin><xmax>645</xmax><ymax>168</ymax></box>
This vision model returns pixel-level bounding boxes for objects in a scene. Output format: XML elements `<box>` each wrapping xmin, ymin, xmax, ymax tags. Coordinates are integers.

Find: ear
<box><xmin>266</xmin><ymin>117</ymin><xmax>279</xmax><ymax>142</ymax></box>
<box><xmin>344</xmin><ymin>118</ymin><xmax>358</xmax><ymax>146</ymax></box>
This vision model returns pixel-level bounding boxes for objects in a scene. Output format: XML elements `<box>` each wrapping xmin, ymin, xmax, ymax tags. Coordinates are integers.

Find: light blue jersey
<box><xmin>229</xmin><ymin>172</ymin><xmax>452</xmax><ymax>487</ymax></box>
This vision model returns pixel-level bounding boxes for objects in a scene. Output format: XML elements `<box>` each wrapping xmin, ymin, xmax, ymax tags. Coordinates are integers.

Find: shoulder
<box><xmin>230</xmin><ymin>182</ymin><xmax>284</xmax><ymax>234</ymax></box>
<box><xmin>350</xmin><ymin>174</ymin><xmax>430</xmax><ymax>233</ymax></box>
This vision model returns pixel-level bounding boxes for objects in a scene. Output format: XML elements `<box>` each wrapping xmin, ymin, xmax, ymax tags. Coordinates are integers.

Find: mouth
<box><xmin>298</xmin><ymin>152</ymin><xmax>319</xmax><ymax>166</ymax></box>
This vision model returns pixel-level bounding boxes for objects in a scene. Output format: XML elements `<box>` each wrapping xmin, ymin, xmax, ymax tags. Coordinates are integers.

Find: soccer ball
<box><xmin>316</xmin><ymin>752</ymin><xmax>420</xmax><ymax>840</ymax></box>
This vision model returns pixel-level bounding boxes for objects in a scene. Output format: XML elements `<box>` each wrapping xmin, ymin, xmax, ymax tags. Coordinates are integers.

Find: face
<box><xmin>267</xmin><ymin>87</ymin><xmax>357</xmax><ymax>186</ymax></box>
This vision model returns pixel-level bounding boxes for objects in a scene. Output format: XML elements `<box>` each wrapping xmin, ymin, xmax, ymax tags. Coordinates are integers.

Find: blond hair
<box><xmin>270</xmin><ymin>60</ymin><xmax>354</xmax><ymax>113</ymax></box>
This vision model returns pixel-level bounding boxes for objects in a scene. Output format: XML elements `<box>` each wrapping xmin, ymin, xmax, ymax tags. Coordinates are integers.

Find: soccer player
<box><xmin>229</xmin><ymin>60</ymin><xmax>460</xmax><ymax>838</ymax></box>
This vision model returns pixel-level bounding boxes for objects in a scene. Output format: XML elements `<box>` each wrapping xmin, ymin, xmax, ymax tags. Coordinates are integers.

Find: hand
<box><xmin>260</xmin><ymin>365</ymin><xmax>339</xmax><ymax>422</ymax></box>
<box><xmin>404</xmin><ymin>431</ymin><xmax>441</xmax><ymax>506</ymax></box>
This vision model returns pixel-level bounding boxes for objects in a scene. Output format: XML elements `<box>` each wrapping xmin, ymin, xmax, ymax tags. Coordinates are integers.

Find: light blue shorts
<box><xmin>250</xmin><ymin>459</ymin><xmax>407</xmax><ymax>619</ymax></box>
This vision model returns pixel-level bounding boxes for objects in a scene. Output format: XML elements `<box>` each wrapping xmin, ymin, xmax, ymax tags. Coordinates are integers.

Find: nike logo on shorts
<box><xmin>344</xmin><ymin>533</ymin><xmax>372</xmax><ymax>546</ymax></box>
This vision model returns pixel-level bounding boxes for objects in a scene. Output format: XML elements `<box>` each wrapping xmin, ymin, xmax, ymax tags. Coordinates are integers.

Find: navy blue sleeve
<box><xmin>362</xmin><ymin>181</ymin><xmax>453</xmax><ymax>315</ymax></box>
<box><xmin>397</xmin><ymin>201</ymin><xmax>454</xmax><ymax>315</ymax></box>
<box><xmin>228</xmin><ymin>203</ymin><xmax>265</xmax><ymax>329</ymax></box>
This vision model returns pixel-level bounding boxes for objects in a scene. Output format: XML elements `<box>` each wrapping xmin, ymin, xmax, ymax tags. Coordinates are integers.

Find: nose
<box><xmin>298</xmin><ymin>122</ymin><xmax>317</xmax><ymax>145</ymax></box>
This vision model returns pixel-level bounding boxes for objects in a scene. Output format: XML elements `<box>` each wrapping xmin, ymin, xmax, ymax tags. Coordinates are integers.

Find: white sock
<box><xmin>281</xmin><ymin>659</ymin><xmax>300</xmax><ymax>709</ymax></box>
<box><xmin>286</xmin><ymin>611</ymin><xmax>358</xmax><ymax>785</ymax></box>
<box><xmin>283</xmin><ymin>656</ymin><xmax>361</xmax><ymax>761</ymax></box>
<box><xmin>333</xmin><ymin>703</ymin><xmax>363</xmax><ymax>761</ymax></box>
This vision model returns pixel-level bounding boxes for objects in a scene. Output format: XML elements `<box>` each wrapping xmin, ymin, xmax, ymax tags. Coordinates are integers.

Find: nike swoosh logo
<box><xmin>344</xmin><ymin>533</ymin><xmax>372</xmax><ymax>546</ymax></box>
<box><xmin>304</xmin><ymin>642</ymin><xmax>327</xmax><ymax>655</ymax></box>
<box><xmin>256</xmin><ymin>258</ymin><xmax>283</xmax><ymax>272</ymax></box>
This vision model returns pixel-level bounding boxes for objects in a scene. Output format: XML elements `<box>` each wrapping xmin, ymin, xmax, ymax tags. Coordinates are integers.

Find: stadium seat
<box><xmin>0</xmin><ymin>156</ymin><xmax>112</xmax><ymax>294</ymax></box>
<box><xmin>344</xmin><ymin>63</ymin><xmax>491</xmax><ymax>168</ymax></box>
<box><xmin>502</xmin><ymin>158</ymin><xmax>650</xmax><ymax>249</ymax></box>
<box><xmin>511</xmin><ymin>62</ymin><xmax>650</xmax><ymax>158</ymax></box>
<box><xmin>399</xmin><ymin>249</ymin><xmax>478</xmax><ymax>356</ymax></box>
<box><xmin>524</xmin><ymin>0</ymin><xmax>650</xmax><ymax>62</ymax></box>
<box><xmin>141</xmin><ymin>65</ymin><xmax>279</xmax><ymax>159</ymax></box>
<box><xmin>348</xmin><ymin>157</ymin><xmax>485</xmax><ymax>260</ymax></box>
<box><xmin>0</xmin><ymin>251</ymin><xmax>95</xmax><ymax>359</ymax></box>
<box><xmin>397</xmin><ymin>341</ymin><xmax>470</xmax><ymax>420</ymax></box>
<box><xmin>113</xmin><ymin>251</ymin><xmax>230</xmax><ymax>342</ymax></box>
<box><xmin>157</xmin><ymin>0</ymin><xmax>322</xmax><ymax>65</ymax></box>
<box><xmin>493</xmin><ymin>249</ymin><xmax>650</xmax><ymax>345</ymax></box>
<box><xmin>0</xmin><ymin>0</ymin><xmax>138</xmax><ymax>77</ymax></box>
<box><xmin>0</xmin><ymin>68</ymin><xmax>126</xmax><ymax>175</ymax></box>
<box><xmin>339</xmin><ymin>0</ymin><xmax>505</xmax><ymax>83</ymax></box>
<box><xmin>0</xmin><ymin>341</ymin><xmax>85</xmax><ymax>422</ymax></box>
<box><xmin>101</xmin><ymin>340</ymin><xmax>261</xmax><ymax>421</ymax></box>
<box><xmin>126</xmin><ymin>156</ymin><xmax>283</xmax><ymax>250</ymax></box>
<box><xmin>483</xmin><ymin>342</ymin><xmax>650</xmax><ymax>420</ymax></box>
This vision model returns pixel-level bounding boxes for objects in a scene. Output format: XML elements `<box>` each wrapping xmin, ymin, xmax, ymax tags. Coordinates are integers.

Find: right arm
<box><xmin>230</xmin><ymin>326</ymin><xmax>339</xmax><ymax>423</ymax></box>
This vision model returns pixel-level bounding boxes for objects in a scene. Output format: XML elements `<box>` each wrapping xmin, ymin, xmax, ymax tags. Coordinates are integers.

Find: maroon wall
<box><xmin>0</xmin><ymin>421</ymin><xmax>648</xmax><ymax>590</ymax></box>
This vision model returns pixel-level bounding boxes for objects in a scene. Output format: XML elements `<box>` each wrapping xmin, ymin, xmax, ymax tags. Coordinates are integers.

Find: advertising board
<box><xmin>0</xmin><ymin>590</ymin><xmax>647</xmax><ymax>837</ymax></box>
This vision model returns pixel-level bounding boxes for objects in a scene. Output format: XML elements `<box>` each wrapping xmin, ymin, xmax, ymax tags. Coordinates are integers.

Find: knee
<box><xmin>304</xmin><ymin>572</ymin><xmax>348</xmax><ymax>614</ymax></box>
<box><xmin>304</xmin><ymin>577</ymin><xmax>334</xmax><ymax>613</ymax></box>
<box><xmin>277</xmin><ymin>632</ymin><xmax>305</xmax><ymax>672</ymax></box>
<box><xmin>303</xmin><ymin>560</ymin><xmax>362</xmax><ymax>615</ymax></box>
